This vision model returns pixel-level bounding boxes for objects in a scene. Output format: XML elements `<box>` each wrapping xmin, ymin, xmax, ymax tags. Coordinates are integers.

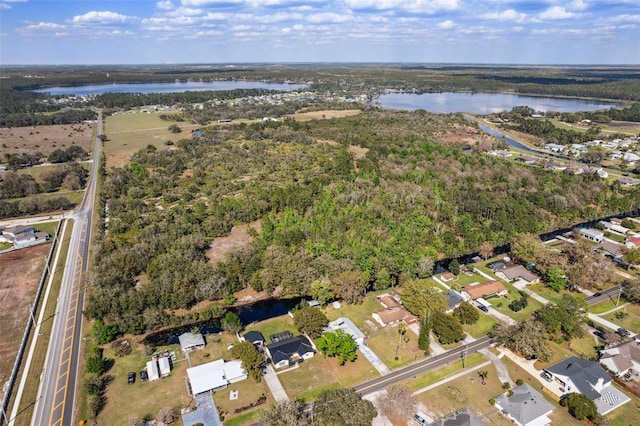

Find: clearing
<box><xmin>0</xmin><ymin>244</ymin><xmax>50</xmax><ymax>389</ymax></box>
<box><xmin>0</xmin><ymin>122</ymin><xmax>94</xmax><ymax>158</ymax></box>
<box><xmin>206</xmin><ymin>220</ymin><xmax>261</xmax><ymax>266</ymax></box>
<box><xmin>292</xmin><ymin>109</ymin><xmax>361</xmax><ymax>121</ymax></box>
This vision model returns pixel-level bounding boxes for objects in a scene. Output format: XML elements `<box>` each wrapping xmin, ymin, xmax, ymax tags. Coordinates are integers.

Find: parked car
<box><xmin>127</xmin><ymin>372</ymin><xmax>135</xmax><ymax>385</ymax></box>
<box><xmin>540</xmin><ymin>372</ymin><xmax>553</xmax><ymax>382</ymax></box>
<box><xmin>617</xmin><ymin>328</ymin><xmax>630</xmax><ymax>338</ymax></box>
<box><xmin>413</xmin><ymin>413</ymin><xmax>428</xmax><ymax>425</ymax></box>
<box><xmin>139</xmin><ymin>369</ymin><xmax>148</xmax><ymax>382</ymax></box>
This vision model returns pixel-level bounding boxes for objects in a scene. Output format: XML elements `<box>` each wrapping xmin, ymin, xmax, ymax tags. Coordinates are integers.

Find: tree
<box><xmin>449</xmin><ymin>259</ymin><xmax>460</xmax><ymax>276</ymax></box>
<box><xmin>478</xmin><ymin>370</ymin><xmax>488</xmax><ymax>385</ymax></box>
<box><xmin>316</xmin><ymin>330</ymin><xmax>358</xmax><ymax>365</ymax></box>
<box><xmin>293</xmin><ymin>304</ymin><xmax>328</xmax><ymax>339</ymax></box>
<box><xmin>332</xmin><ymin>270</ymin><xmax>365</xmax><ymax>304</ymax></box>
<box><xmin>260</xmin><ymin>400</ymin><xmax>311</xmax><ymax>426</ymax></box>
<box><xmin>509</xmin><ymin>233</ymin><xmax>546</xmax><ymax>266</ymax></box>
<box><xmin>432</xmin><ymin>312</ymin><xmax>465</xmax><ymax>344</ymax></box>
<box><xmin>563</xmin><ymin>393</ymin><xmax>599</xmax><ymax>421</ymax></box>
<box><xmin>156</xmin><ymin>407</ymin><xmax>177</xmax><ymax>424</ymax></box>
<box><xmin>492</xmin><ymin>320</ymin><xmax>551</xmax><ymax>361</ymax></box>
<box><xmin>623</xmin><ymin>280</ymin><xmax>640</xmax><ymax>303</ymax></box>
<box><xmin>313</xmin><ymin>388</ymin><xmax>376</xmax><ymax>426</ymax></box>
<box><xmin>310</xmin><ymin>277</ymin><xmax>334</xmax><ymax>305</ymax></box>
<box><xmin>377</xmin><ymin>384</ymin><xmax>416</xmax><ymax>423</ymax></box>
<box><xmin>168</xmin><ymin>124</ymin><xmax>182</xmax><ymax>133</ymax></box>
<box><xmin>401</xmin><ymin>279</ymin><xmax>447</xmax><ymax>319</ymax></box>
<box><xmin>479</xmin><ymin>242</ymin><xmax>494</xmax><ymax>260</ymax></box>
<box><xmin>231</xmin><ymin>341</ymin><xmax>264</xmax><ymax>382</ymax></box>
<box><xmin>545</xmin><ymin>267</ymin><xmax>566</xmax><ymax>292</ymax></box>
<box><xmin>86</xmin><ymin>355</ymin><xmax>105</xmax><ymax>375</ymax></box>
<box><xmin>623</xmin><ymin>247</ymin><xmax>640</xmax><ymax>265</ymax></box>
<box><xmin>453</xmin><ymin>301</ymin><xmax>479</xmax><ymax>325</ymax></box>
<box><xmin>93</xmin><ymin>319</ymin><xmax>119</xmax><ymax>344</ymax></box>
<box><xmin>395</xmin><ymin>321</ymin><xmax>407</xmax><ymax>358</ymax></box>
<box><xmin>416</xmin><ymin>256</ymin><xmax>434</xmax><ymax>278</ymax></box>
<box><xmin>221</xmin><ymin>311</ymin><xmax>243</xmax><ymax>334</ymax></box>
<box><xmin>418</xmin><ymin>321</ymin><xmax>431</xmax><ymax>354</ymax></box>
<box><xmin>535</xmin><ymin>294</ymin><xmax>587</xmax><ymax>340</ymax></box>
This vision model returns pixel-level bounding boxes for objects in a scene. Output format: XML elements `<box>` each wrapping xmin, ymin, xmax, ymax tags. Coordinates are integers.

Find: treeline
<box><xmin>508</xmin><ymin>119</ymin><xmax>591</xmax><ymax>145</ymax></box>
<box><xmin>0</xmin><ymin>196</ymin><xmax>73</xmax><ymax>218</ymax></box>
<box><xmin>0</xmin><ymin>108</ymin><xmax>97</xmax><ymax>128</ymax></box>
<box><xmin>0</xmin><ymin>163</ymin><xmax>88</xmax><ymax>199</ymax></box>
<box><xmin>85</xmin><ymin>110</ymin><xmax>640</xmax><ymax>334</ymax></box>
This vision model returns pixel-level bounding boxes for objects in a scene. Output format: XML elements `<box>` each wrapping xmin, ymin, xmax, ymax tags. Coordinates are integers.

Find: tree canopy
<box><xmin>293</xmin><ymin>304</ymin><xmax>329</xmax><ymax>339</ymax></box>
<box><xmin>316</xmin><ymin>330</ymin><xmax>358</xmax><ymax>365</ymax></box>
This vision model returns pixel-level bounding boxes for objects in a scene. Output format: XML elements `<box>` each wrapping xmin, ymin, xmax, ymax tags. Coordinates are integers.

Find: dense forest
<box><xmin>85</xmin><ymin>110</ymin><xmax>640</xmax><ymax>334</ymax></box>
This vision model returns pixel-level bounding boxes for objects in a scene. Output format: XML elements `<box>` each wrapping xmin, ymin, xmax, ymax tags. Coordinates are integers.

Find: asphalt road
<box><xmin>353</xmin><ymin>335</ymin><xmax>494</xmax><ymax>396</ymax></box>
<box><xmin>585</xmin><ymin>282</ymin><xmax>628</xmax><ymax>306</ymax></box>
<box><xmin>31</xmin><ymin>112</ymin><xmax>101</xmax><ymax>426</ymax></box>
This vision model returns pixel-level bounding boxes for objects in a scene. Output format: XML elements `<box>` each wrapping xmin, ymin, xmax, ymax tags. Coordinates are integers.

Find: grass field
<box><xmin>490</xmin><ymin>282</ymin><xmax>544</xmax><ymax>322</ymax></box>
<box><xmin>278</xmin><ymin>351</ymin><xmax>377</xmax><ymax>401</ymax></box>
<box><xmin>366</xmin><ymin>325</ymin><xmax>426</xmax><ymax>369</ymax></box>
<box><xmin>590</xmin><ymin>298</ymin><xmax>628</xmax><ymax>314</ymax></box>
<box><xmin>603</xmin><ymin>303</ymin><xmax>640</xmax><ymax>333</ymax></box>
<box><xmin>0</xmin><ymin>122</ymin><xmax>94</xmax><ymax>158</ymax></box>
<box><xmin>527</xmin><ymin>283</ymin><xmax>580</xmax><ymax>306</ymax></box>
<box><xmin>103</xmin><ymin>113</ymin><xmax>201</xmax><ymax>168</ymax></box>
<box><xmin>17</xmin><ymin>162</ymin><xmax>91</xmax><ymax>182</ymax></box>
<box><xmin>292</xmin><ymin>109</ymin><xmax>361</xmax><ymax>122</ymax></box>
<box><xmin>405</xmin><ymin>352</ymin><xmax>486</xmax><ymax>392</ymax></box>
<box><xmin>463</xmin><ymin>314</ymin><xmax>497</xmax><ymax>338</ymax></box>
<box><xmin>9</xmin><ymin>220</ymin><xmax>69</xmax><ymax>426</ymax></box>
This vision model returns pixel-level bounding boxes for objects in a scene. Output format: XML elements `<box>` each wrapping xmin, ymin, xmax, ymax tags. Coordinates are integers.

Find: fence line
<box><xmin>0</xmin><ymin>221</ymin><xmax>62</xmax><ymax>425</ymax></box>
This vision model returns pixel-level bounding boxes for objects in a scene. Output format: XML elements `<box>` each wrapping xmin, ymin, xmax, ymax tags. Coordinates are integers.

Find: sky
<box><xmin>1</xmin><ymin>0</ymin><xmax>639</xmax><ymax>65</ymax></box>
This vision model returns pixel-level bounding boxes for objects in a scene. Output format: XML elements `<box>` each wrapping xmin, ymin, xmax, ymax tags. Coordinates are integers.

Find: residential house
<box><xmin>243</xmin><ymin>330</ymin><xmax>265</xmax><ymax>346</ymax></box>
<box><xmin>599</xmin><ymin>221</ymin><xmax>630</xmax><ymax>235</ymax></box>
<box><xmin>179</xmin><ymin>332</ymin><xmax>205</xmax><ymax>352</ymax></box>
<box><xmin>265</xmin><ymin>335</ymin><xmax>315</xmax><ymax>369</ymax></box>
<box><xmin>515</xmin><ymin>155</ymin><xmax>540</xmax><ymax>165</ymax></box>
<box><xmin>431</xmin><ymin>407</ymin><xmax>485</xmax><ymax>426</ymax></box>
<box><xmin>623</xmin><ymin>152</ymin><xmax>640</xmax><ymax>163</ymax></box>
<box><xmin>618</xmin><ymin>176</ymin><xmax>640</xmax><ymax>187</ymax></box>
<box><xmin>325</xmin><ymin>317</ymin><xmax>365</xmax><ymax>346</ymax></box>
<box><xmin>545</xmin><ymin>161</ymin><xmax>566</xmax><ymax>171</ymax></box>
<box><xmin>493</xmin><ymin>384</ymin><xmax>554</xmax><ymax>426</ymax></box>
<box><xmin>146</xmin><ymin>359</ymin><xmax>160</xmax><ymax>381</ymax></box>
<box><xmin>495</xmin><ymin>264</ymin><xmax>540</xmax><ymax>284</ymax></box>
<box><xmin>187</xmin><ymin>359</ymin><xmax>247</xmax><ymax>395</ymax></box>
<box><xmin>376</xmin><ymin>293</ymin><xmax>402</xmax><ymax>309</ymax></box>
<box><xmin>599</xmin><ymin>341</ymin><xmax>640</xmax><ymax>377</ymax></box>
<box><xmin>372</xmin><ymin>306</ymin><xmax>418</xmax><ymax>327</ymax></box>
<box><xmin>489</xmin><ymin>149</ymin><xmax>513</xmax><ymax>158</ymax></box>
<box><xmin>1</xmin><ymin>225</ymin><xmax>34</xmax><ymax>239</ymax></box>
<box><xmin>461</xmin><ymin>280</ymin><xmax>508</xmax><ymax>301</ymax></box>
<box><xmin>544</xmin><ymin>356</ymin><xmax>629</xmax><ymax>415</ymax></box>
<box><xmin>544</xmin><ymin>143</ymin><xmax>565</xmax><ymax>153</ymax></box>
<box><xmin>579</xmin><ymin>228</ymin><xmax>604</xmax><ymax>243</ymax></box>
<box><xmin>158</xmin><ymin>356</ymin><xmax>171</xmax><ymax>377</ymax></box>
<box><xmin>626</xmin><ymin>236</ymin><xmax>640</xmax><ymax>249</ymax></box>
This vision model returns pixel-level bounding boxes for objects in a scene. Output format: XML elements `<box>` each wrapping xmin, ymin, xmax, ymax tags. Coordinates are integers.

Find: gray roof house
<box><xmin>600</xmin><ymin>341</ymin><xmax>640</xmax><ymax>377</ymax></box>
<box><xmin>544</xmin><ymin>356</ymin><xmax>629</xmax><ymax>415</ymax></box>
<box><xmin>265</xmin><ymin>335</ymin><xmax>314</xmax><ymax>369</ymax></box>
<box><xmin>326</xmin><ymin>317</ymin><xmax>365</xmax><ymax>346</ymax></box>
<box><xmin>494</xmin><ymin>384</ymin><xmax>554</xmax><ymax>426</ymax></box>
<box><xmin>243</xmin><ymin>330</ymin><xmax>265</xmax><ymax>346</ymax></box>
<box><xmin>446</xmin><ymin>290</ymin><xmax>465</xmax><ymax>312</ymax></box>
<box><xmin>431</xmin><ymin>407</ymin><xmax>485</xmax><ymax>426</ymax></box>
<box><xmin>495</xmin><ymin>265</ymin><xmax>540</xmax><ymax>284</ymax></box>
<box><xmin>179</xmin><ymin>332</ymin><xmax>205</xmax><ymax>352</ymax></box>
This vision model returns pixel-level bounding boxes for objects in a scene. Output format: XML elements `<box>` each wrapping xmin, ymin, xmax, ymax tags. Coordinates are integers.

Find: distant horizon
<box><xmin>1</xmin><ymin>1</ymin><xmax>638</xmax><ymax>65</ymax></box>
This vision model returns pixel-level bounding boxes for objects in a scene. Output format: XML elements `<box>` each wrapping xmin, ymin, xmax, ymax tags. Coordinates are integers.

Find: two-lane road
<box><xmin>31</xmin><ymin>112</ymin><xmax>101</xmax><ymax>426</ymax></box>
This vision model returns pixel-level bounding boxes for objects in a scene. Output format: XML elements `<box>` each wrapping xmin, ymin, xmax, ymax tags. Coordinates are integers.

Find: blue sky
<box><xmin>1</xmin><ymin>0</ymin><xmax>639</xmax><ymax>64</ymax></box>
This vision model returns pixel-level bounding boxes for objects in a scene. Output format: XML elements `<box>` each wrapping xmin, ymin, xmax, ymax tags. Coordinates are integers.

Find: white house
<box><xmin>495</xmin><ymin>264</ymin><xmax>540</xmax><ymax>284</ymax></box>
<box><xmin>325</xmin><ymin>317</ymin><xmax>365</xmax><ymax>346</ymax></box>
<box><xmin>599</xmin><ymin>341</ymin><xmax>640</xmax><ymax>377</ymax></box>
<box><xmin>544</xmin><ymin>143</ymin><xmax>565</xmax><ymax>153</ymax></box>
<box><xmin>179</xmin><ymin>332</ymin><xmax>205</xmax><ymax>352</ymax></box>
<box><xmin>265</xmin><ymin>335</ymin><xmax>314</xmax><ymax>369</ymax></box>
<box><xmin>187</xmin><ymin>359</ymin><xmax>247</xmax><ymax>395</ymax></box>
<box><xmin>579</xmin><ymin>228</ymin><xmax>604</xmax><ymax>243</ymax></box>
<box><xmin>146</xmin><ymin>359</ymin><xmax>160</xmax><ymax>381</ymax></box>
<box><xmin>158</xmin><ymin>356</ymin><xmax>171</xmax><ymax>377</ymax></box>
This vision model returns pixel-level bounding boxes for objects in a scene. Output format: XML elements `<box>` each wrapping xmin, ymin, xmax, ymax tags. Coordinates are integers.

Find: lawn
<box><xmin>463</xmin><ymin>314</ymin><xmax>497</xmax><ymax>338</ymax></box>
<box><xmin>533</xmin><ymin>335</ymin><xmax>599</xmax><ymax>371</ymax></box>
<box><xmin>590</xmin><ymin>298</ymin><xmax>628</xmax><ymax>314</ymax></box>
<box><xmin>528</xmin><ymin>283</ymin><xmax>579</xmax><ymax>306</ymax></box>
<box><xmin>278</xmin><ymin>352</ymin><xmax>378</xmax><ymax>401</ymax></box>
<box><xmin>188</xmin><ymin>332</ymin><xmax>238</xmax><ymax>366</ymax></box>
<box><xmin>603</xmin><ymin>303</ymin><xmax>640</xmax><ymax>333</ymax></box>
<box><xmin>405</xmin><ymin>353</ymin><xmax>486</xmax><ymax>392</ymax></box>
<box><xmin>366</xmin><ymin>325</ymin><xmax>426</xmax><ymax>369</ymax></box>
<box><xmin>98</xmin><ymin>342</ymin><xmax>190</xmax><ymax>425</ymax></box>
<box><xmin>437</xmin><ymin>271</ymin><xmax>484</xmax><ymax>290</ymax></box>
<box><xmin>243</xmin><ymin>315</ymin><xmax>298</xmax><ymax>344</ymax></box>
<box><xmin>413</xmin><ymin>363</ymin><xmax>512</xmax><ymax>425</ymax></box>
<box><xmin>214</xmin><ymin>377</ymin><xmax>273</xmax><ymax>422</ymax></box>
<box><xmin>323</xmin><ymin>289</ymin><xmax>388</xmax><ymax>332</ymax></box>
<box><xmin>6</xmin><ymin>190</ymin><xmax>84</xmax><ymax>207</ymax></box>
<box><xmin>490</xmin><ymin>282</ymin><xmax>544</xmax><ymax>322</ymax></box>
<box><xmin>104</xmin><ymin>113</ymin><xmax>201</xmax><ymax>168</ymax></box>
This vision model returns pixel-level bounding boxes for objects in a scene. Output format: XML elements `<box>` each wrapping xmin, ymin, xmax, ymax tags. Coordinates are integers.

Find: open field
<box><xmin>0</xmin><ymin>122</ymin><xmax>94</xmax><ymax>158</ymax></box>
<box><xmin>533</xmin><ymin>335</ymin><xmax>600</xmax><ymax>371</ymax></box>
<box><xmin>292</xmin><ymin>109</ymin><xmax>361</xmax><ymax>121</ymax></box>
<box><xmin>463</xmin><ymin>314</ymin><xmax>497</xmax><ymax>338</ymax></box>
<box><xmin>490</xmin><ymin>281</ymin><xmax>545</xmax><ymax>322</ymax></box>
<box><xmin>206</xmin><ymin>220</ymin><xmax>261</xmax><ymax>266</ymax></box>
<box><xmin>528</xmin><ymin>283</ymin><xmax>580</xmax><ymax>306</ymax></box>
<box><xmin>548</xmin><ymin>118</ymin><xmax>640</xmax><ymax>136</ymax></box>
<box><xmin>603</xmin><ymin>303</ymin><xmax>640</xmax><ymax>333</ymax></box>
<box><xmin>367</xmin><ymin>325</ymin><xmax>426</xmax><ymax>369</ymax></box>
<box><xmin>0</xmin><ymin>243</ymin><xmax>50</xmax><ymax>388</ymax></box>
<box><xmin>10</xmin><ymin>220</ymin><xmax>69</xmax><ymax>426</ymax></box>
<box><xmin>278</xmin><ymin>351</ymin><xmax>377</xmax><ymax>401</ymax></box>
<box><xmin>103</xmin><ymin>113</ymin><xmax>200</xmax><ymax>168</ymax></box>
<box><xmin>590</xmin><ymin>298</ymin><xmax>629</xmax><ymax>314</ymax></box>
<box><xmin>413</xmin><ymin>363</ymin><xmax>512</xmax><ymax>425</ymax></box>
<box><xmin>17</xmin><ymin>161</ymin><xmax>91</xmax><ymax>182</ymax></box>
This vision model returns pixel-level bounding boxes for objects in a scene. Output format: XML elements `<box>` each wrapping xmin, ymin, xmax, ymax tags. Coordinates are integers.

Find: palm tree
<box><xmin>479</xmin><ymin>370</ymin><xmax>488</xmax><ymax>385</ymax></box>
<box><xmin>395</xmin><ymin>321</ymin><xmax>407</xmax><ymax>359</ymax></box>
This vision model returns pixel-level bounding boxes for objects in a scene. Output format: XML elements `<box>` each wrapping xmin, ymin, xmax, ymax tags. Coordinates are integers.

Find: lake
<box><xmin>378</xmin><ymin>92</ymin><xmax>617</xmax><ymax>114</ymax></box>
<box><xmin>35</xmin><ymin>80</ymin><xmax>307</xmax><ymax>96</ymax></box>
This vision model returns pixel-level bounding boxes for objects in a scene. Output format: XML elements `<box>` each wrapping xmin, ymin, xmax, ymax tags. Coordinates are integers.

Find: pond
<box><xmin>377</xmin><ymin>92</ymin><xmax>616</xmax><ymax>114</ymax></box>
<box><xmin>35</xmin><ymin>80</ymin><xmax>307</xmax><ymax>96</ymax></box>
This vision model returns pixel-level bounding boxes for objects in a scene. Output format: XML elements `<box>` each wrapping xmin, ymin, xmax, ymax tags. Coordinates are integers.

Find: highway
<box><xmin>31</xmin><ymin>112</ymin><xmax>101</xmax><ymax>426</ymax></box>
<box><xmin>353</xmin><ymin>335</ymin><xmax>494</xmax><ymax>396</ymax></box>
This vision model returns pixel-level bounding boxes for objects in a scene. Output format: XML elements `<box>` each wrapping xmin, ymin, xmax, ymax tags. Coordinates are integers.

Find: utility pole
<box><xmin>617</xmin><ymin>285</ymin><xmax>623</xmax><ymax>306</ymax></box>
<box><xmin>461</xmin><ymin>345</ymin><xmax>468</xmax><ymax>368</ymax></box>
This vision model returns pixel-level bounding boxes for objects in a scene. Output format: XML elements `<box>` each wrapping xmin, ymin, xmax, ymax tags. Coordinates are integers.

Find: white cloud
<box><xmin>0</xmin><ymin>3</ymin><xmax>11</xmax><ymax>10</ymax></box>
<box><xmin>482</xmin><ymin>9</ymin><xmax>526</xmax><ymax>22</ymax></box>
<box><xmin>437</xmin><ymin>20</ymin><xmax>455</xmax><ymax>29</ymax></box>
<box><xmin>345</xmin><ymin>0</ymin><xmax>458</xmax><ymax>13</ymax></box>
<box><xmin>166</xmin><ymin>6</ymin><xmax>203</xmax><ymax>17</ymax></box>
<box><xmin>538</xmin><ymin>6</ymin><xmax>579</xmax><ymax>20</ymax></box>
<box><xmin>157</xmin><ymin>0</ymin><xmax>174</xmax><ymax>10</ymax></box>
<box><xmin>607</xmin><ymin>14</ymin><xmax>640</xmax><ymax>23</ymax></box>
<box><xmin>568</xmin><ymin>0</ymin><xmax>588</xmax><ymax>11</ymax></box>
<box><xmin>307</xmin><ymin>13</ymin><xmax>354</xmax><ymax>24</ymax></box>
<box><xmin>71</xmin><ymin>11</ymin><xmax>134</xmax><ymax>24</ymax></box>
<box><xmin>25</xmin><ymin>22</ymin><xmax>66</xmax><ymax>30</ymax></box>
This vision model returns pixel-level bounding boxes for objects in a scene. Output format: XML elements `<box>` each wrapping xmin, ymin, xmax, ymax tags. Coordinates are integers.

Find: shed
<box><xmin>243</xmin><ymin>330</ymin><xmax>265</xmax><ymax>346</ymax></box>
<box><xmin>146</xmin><ymin>359</ymin><xmax>160</xmax><ymax>381</ymax></box>
<box><xmin>579</xmin><ymin>228</ymin><xmax>604</xmax><ymax>243</ymax></box>
<box><xmin>158</xmin><ymin>356</ymin><xmax>171</xmax><ymax>377</ymax></box>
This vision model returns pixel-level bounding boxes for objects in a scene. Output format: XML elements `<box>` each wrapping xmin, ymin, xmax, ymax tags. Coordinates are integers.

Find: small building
<box><xmin>243</xmin><ymin>330</ymin><xmax>265</xmax><ymax>346</ymax></box>
<box><xmin>618</xmin><ymin>176</ymin><xmax>640</xmax><ymax>187</ymax></box>
<box><xmin>306</xmin><ymin>299</ymin><xmax>320</xmax><ymax>308</ymax></box>
<box><xmin>461</xmin><ymin>280</ymin><xmax>508</xmax><ymax>300</ymax></box>
<box><xmin>146</xmin><ymin>359</ymin><xmax>160</xmax><ymax>381</ymax></box>
<box><xmin>599</xmin><ymin>341</ymin><xmax>640</xmax><ymax>377</ymax></box>
<box><xmin>186</xmin><ymin>359</ymin><xmax>247</xmax><ymax>395</ymax></box>
<box><xmin>326</xmin><ymin>317</ymin><xmax>365</xmax><ymax>346</ymax></box>
<box><xmin>158</xmin><ymin>356</ymin><xmax>171</xmax><ymax>377</ymax></box>
<box><xmin>493</xmin><ymin>383</ymin><xmax>554</xmax><ymax>426</ymax></box>
<box><xmin>372</xmin><ymin>306</ymin><xmax>418</xmax><ymax>327</ymax></box>
<box><xmin>13</xmin><ymin>231</ymin><xmax>49</xmax><ymax>249</ymax></box>
<box><xmin>1</xmin><ymin>225</ymin><xmax>35</xmax><ymax>239</ymax></box>
<box><xmin>579</xmin><ymin>228</ymin><xmax>604</xmax><ymax>243</ymax></box>
<box><xmin>270</xmin><ymin>330</ymin><xmax>294</xmax><ymax>344</ymax></box>
<box><xmin>495</xmin><ymin>265</ymin><xmax>540</xmax><ymax>284</ymax></box>
<box><xmin>446</xmin><ymin>290</ymin><xmax>465</xmax><ymax>312</ymax></box>
<box><xmin>440</xmin><ymin>272</ymin><xmax>456</xmax><ymax>282</ymax></box>
<box><xmin>265</xmin><ymin>335</ymin><xmax>314</xmax><ymax>369</ymax></box>
<box><xmin>544</xmin><ymin>143</ymin><xmax>565</xmax><ymax>153</ymax></box>
<box><xmin>179</xmin><ymin>332</ymin><xmax>206</xmax><ymax>352</ymax></box>
<box><xmin>431</xmin><ymin>407</ymin><xmax>485</xmax><ymax>426</ymax></box>
<box><xmin>626</xmin><ymin>235</ymin><xmax>640</xmax><ymax>249</ymax></box>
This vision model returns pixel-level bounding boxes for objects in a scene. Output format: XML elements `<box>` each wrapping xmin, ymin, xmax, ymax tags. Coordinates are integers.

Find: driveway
<box><xmin>263</xmin><ymin>364</ymin><xmax>289</xmax><ymax>403</ymax></box>
<box><xmin>359</xmin><ymin>344</ymin><xmax>391</xmax><ymax>375</ymax></box>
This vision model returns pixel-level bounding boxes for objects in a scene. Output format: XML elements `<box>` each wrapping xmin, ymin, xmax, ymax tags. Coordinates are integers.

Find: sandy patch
<box><xmin>206</xmin><ymin>219</ymin><xmax>261</xmax><ymax>266</ymax></box>
<box><xmin>293</xmin><ymin>109</ymin><xmax>361</xmax><ymax>122</ymax></box>
<box><xmin>0</xmin><ymin>123</ymin><xmax>94</xmax><ymax>157</ymax></box>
